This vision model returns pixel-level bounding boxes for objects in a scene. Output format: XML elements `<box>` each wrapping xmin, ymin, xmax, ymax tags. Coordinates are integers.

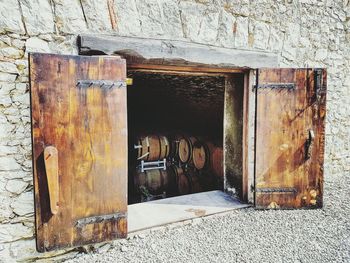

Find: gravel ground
<box><xmin>66</xmin><ymin>172</ymin><xmax>350</xmax><ymax>263</ymax></box>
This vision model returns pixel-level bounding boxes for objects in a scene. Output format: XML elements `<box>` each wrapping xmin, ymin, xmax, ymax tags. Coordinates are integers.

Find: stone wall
<box><xmin>0</xmin><ymin>0</ymin><xmax>349</xmax><ymax>261</ymax></box>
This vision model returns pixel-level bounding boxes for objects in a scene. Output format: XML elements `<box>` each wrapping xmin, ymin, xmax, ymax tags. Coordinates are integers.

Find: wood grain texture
<box><xmin>30</xmin><ymin>53</ymin><xmax>128</xmax><ymax>252</ymax></box>
<box><xmin>255</xmin><ymin>68</ymin><xmax>326</xmax><ymax>209</ymax></box>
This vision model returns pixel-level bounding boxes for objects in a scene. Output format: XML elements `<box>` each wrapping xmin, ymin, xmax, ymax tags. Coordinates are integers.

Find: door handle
<box><xmin>305</xmin><ymin>130</ymin><xmax>315</xmax><ymax>160</ymax></box>
<box><xmin>44</xmin><ymin>146</ymin><xmax>59</xmax><ymax>215</ymax></box>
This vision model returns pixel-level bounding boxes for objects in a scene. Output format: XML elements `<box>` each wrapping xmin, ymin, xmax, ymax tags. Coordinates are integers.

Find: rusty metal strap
<box><xmin>76</xmin><ymin>80</ymin><xmax>126</xmax><ymax>89</ymax></box>
<box><xmin>75</xmin><ymin>212</ymin><xmax>127</xmax><ymax>228</ymax></box>
<box><xmin>255</xmin><ymin>187</ymin><xmax>297</xmax><ymax>193</ymax></box>
<box><xmin>254</xmin><ymin>83</ymin><xmax>295</xmax><ymax>90</ymax></box>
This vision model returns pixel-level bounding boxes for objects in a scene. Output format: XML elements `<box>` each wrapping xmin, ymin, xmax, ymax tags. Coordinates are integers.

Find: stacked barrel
<box><xmin>133</xmin><ymin>134</ymin><xmax>223</xmax><ymax>202</ymax></box>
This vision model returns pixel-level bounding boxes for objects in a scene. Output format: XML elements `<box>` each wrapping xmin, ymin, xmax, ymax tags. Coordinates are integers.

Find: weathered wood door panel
<box><xmin>255</xmin><ymin>68</ymin><xmax>326</xmax><ymax>209</ymax></box>
<box><xmin>30</xmin><ymin>53</ymin><xmax>128</xmax><ymax>252</ymax></box>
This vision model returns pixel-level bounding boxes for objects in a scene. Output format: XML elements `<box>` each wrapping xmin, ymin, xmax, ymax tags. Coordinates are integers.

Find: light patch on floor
<box><xmin>128</xmin><ymin>190</ymin><xmax>250</xmax><ymax>232</ymax></box>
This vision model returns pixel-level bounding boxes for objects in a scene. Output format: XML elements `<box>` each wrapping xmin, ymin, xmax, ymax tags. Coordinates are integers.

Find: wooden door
<box><xmin>254</xmin><ymin>68</ymin><xmax>326</xmax><ymax>209</ymax></box>
<box><xmin>30</xmin><ymin>53</ymin><xmax>128</xmax><ymax>252</ymax></box>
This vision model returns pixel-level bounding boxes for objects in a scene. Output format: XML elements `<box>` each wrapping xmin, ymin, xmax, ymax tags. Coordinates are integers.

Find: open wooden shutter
<box><xmin>254</xmin><ymin>68</ymin><xmax>326</xmax><ymax>209</ymax></box>
<box><xmin>30</xmin><ymin>53</ymin><xmax>128</xmax><ymax>251</ymax></box>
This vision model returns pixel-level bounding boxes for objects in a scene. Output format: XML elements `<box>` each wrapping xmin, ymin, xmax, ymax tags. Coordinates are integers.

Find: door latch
<box><xmin>44</xmin><ymin>146</ymin><xmax>59</xmax><ymax>215</ymax></box>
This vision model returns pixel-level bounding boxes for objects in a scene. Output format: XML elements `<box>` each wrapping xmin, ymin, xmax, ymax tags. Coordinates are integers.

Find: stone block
<box><xmin>14</xmin><ymin>83</ymin><xmax>28</xmax><ymax>95</ymax></box>
<box><xmin>52</xmin><ymin>0</ymin><xmax>87</xmax><ymax>33</ymax></box>
<box><xmin>0</xmin><ymin>73</ymin><xmax>17</xmax><ymax>82</ymax></box>
<box><xmin>0</xmin><ymin>62</ymin><xmax>19</xmax><ymax>74</ymax></box>
<box><xmin>179</xmin><ymin>2</ymin><xmax>219</xmax><ymax>44</ymax></box>
<box><xmin>80</xmin><ymin>0</ymin><xmax>112</xmax><ymax>32</ymax></box>
<box><xmin>25</xmin><ymin>37</ymin><xmax>50</xmax><ymax>53</ymax></box>
<box><xmin>250</xmin><ymin>21</ymin><xmax>270</xmax><ymax>50</ymax></box>
<box><xmin>0</xmin><ymin>97</ymin><xmax>12</xmax><ymax>107</ymax></box>
<box><xmin>0</xmin><ymin>196</ymin><xmax>13</xmax><ymax>222</ymax></box>
<box><xmin>285</xmin><ymin>22</ymin><xmax>301</xmax><ymax>47</ymax></box>
<box><xmin>135</xmin><ymin>0</ymin><xmax>164</xmax><ymax>37</ymax></box>
<box><xmin>10</xmin><ymin>191</ymin><xmax>34</xmax><ymax>216</ymax></box>
<box><xmin>11</xmin><ymin>39</ymin><xmax>26</xmax><ymax>50</ymax></box>
<box><xmin>0</xmin><ymin>146</ymin><xmax>17</xmax><ymax>156</ymax></box>
<box><xmin>114</xmin><ymin>0</ymin><xmax>141</xmax><ymax>36</ymax></box>
<box><xmin>5</xmin><ymin>180</ymin><xmax>28</xmax><ymax>195</ymax></box>
<box><xmin>0</xmin><ymin>157</ymin><xmax>21</xmax><ymax>171</ymax></box>
<box><xmin>217</xmin><ymin>10</ymin><xmax>236</xmax><ymax>48</ymax></box>
<box><xmin>160</xmin><ymin>0</ymin><xmax>183</xmax><ymax>38</ymax></box>
<box><xmin>0</xmin><ymin>35</ymin><xmax>11</xmax><ymax>46</ymax></box>
<box><xmin>12</xmin><ymin>93</ymin><xmax>29</xmax><ymax>106</ymax></box>
<box><xmin>269</xmin><ymin>27</ymin><xmax>284</xmax><ymax>52</ymax></box>
<box><xmin>0</xmin><ymin>223</ymin><xmax>32</xmax><ymax>243</ymax></box>
<box><xmin>0</xmin><ymin>47</ymin><xmax>24</xmax><ymax>59</ymax></box>
<box><xmin>315</xmin><ymin>48</ymin><xmax>328</xmax><ymax>61</ymax></box>
<box><xmin>224</xmin><ymin>0</ymin><xmax>250</xmax><ymax>17</ymax></box>
<box><xmin>0</xmin><ymin>82</ymin><xmax>15</xmax><ymax>95</ymax></box>
<box><xmin>234</xmin><ymin>17</ymin><xmax>249</xmax><ymax>48</ymax></box>
<box><xmin>19</xmin><ymin>0</ymin><xmax>55</xmax><ymax>35</ymax></box>
<box><xmin>0</xmin><ymin>1</ymin><xmax>25</xmax><ymax>34</ymax></box>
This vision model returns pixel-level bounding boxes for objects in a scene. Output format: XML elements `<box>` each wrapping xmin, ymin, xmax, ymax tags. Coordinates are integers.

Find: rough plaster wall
<box><xmin>0</xmin><ymin>0</ymin><xmax>349</xmax><ymax>261</ymax></box>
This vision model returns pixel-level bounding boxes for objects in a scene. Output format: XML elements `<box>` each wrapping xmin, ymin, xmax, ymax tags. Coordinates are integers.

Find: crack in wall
<box><xmin>79</xmin><ymin>0</ymin><xmax>88</xmax><ymax>28</ymax></box>
<box><xmin>49</xmin><ymin>0</ymin><xmax>59</xmax><ymax>34</ymax></box>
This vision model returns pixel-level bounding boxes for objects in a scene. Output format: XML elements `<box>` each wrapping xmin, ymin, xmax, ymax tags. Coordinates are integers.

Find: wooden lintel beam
<box><xmin>78</xmin><ymin>35</ymin><xmax>279</xmax><ymax>69</ymax></box>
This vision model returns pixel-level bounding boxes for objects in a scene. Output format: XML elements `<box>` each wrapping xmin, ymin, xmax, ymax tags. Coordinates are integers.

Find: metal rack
<box><xmin>139</xmin><ymin>159</ymin><xmax>167</xmax><ymax>172</ymax></box>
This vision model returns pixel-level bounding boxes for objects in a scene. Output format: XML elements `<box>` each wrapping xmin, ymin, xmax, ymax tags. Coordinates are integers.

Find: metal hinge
<box><xmin>253</xmin><ymin>83</ymin><xmax>296</xmax><ymax>90</ymax></box>
<box><xmin>314</xmin><ymin>69</ymin><xmax>325</xmax><ymax>100</ymax></box>
<box><xmin>76</xmin><ymin>80</ymin><xmax>126</xmax><ymax>89</ymax></box>
<box><xmin>255</xmin><ymin>187</ymin><xmax>297</xmax><ymax>193</ymax></box>
<box><xmin>314</xmin><ymin>69</ymin><xmax>322</xmax><ymax>91</ymax></box>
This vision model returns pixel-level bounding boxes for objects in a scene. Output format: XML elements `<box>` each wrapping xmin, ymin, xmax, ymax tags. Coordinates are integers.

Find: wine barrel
<box><xmin>192</xmin><ymin>141</ymin><xmax>209</xmax><ymax>170</ymax></box>
<box><xmin>206</xmin><ymin>142</ymin><xmax>224</xmax><ymax>179</ymax></box>
<box><xmin>136</xmin><ymin>135</ymin><xmax>170</xmax><ymax>161</ymax></box>
<box><xmin>168</xmin><ymin>165</ymin><xmax>191</xmax><ymax>195</ymax></box>
<box><xmin>189</xmin><ymin>172</ymin><xmax>203</xmax><ymax>193</ymax></box>
<box><xmin>196</xmin><ymin>169</ymin><xmax>217</xmax><ymax>191</ymax></box>
<box><xmin>178</xmin><ymin>136</ymin><xmax>197</xmax><ymax>164</ymax></box>
<box><xmin>134</xmin><ymin>168</ymin><xmax>176</xmax><ymax>196</ymax></box>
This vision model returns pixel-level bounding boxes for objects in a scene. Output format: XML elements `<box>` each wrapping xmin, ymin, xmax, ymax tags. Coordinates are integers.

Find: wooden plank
<box><xmin>30</xmin><ymin>53</ymin><xmax>128</xmax><ymax>252</ymax></box>
<box><xmin>254</xmin><ymin>68</ymin><xmax>326</xmax><ymax>209</ymax></box>
<box><xmin>78</xmin><ymin>34</ymin><xmax>279</xmax><ymax>69</ymax></box>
